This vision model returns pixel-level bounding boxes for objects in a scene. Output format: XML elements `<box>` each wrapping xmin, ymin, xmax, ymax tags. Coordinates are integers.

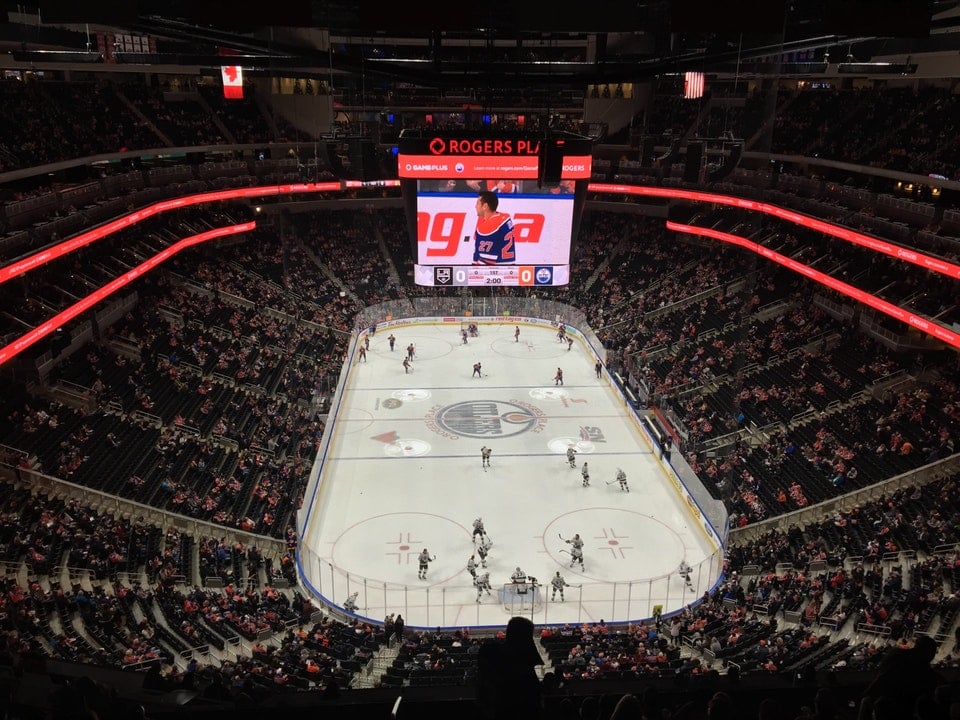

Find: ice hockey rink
<box><xmin>297</xmin><ymin>319</ymin><xmax>723</xmax><ymax>630</ymax></box>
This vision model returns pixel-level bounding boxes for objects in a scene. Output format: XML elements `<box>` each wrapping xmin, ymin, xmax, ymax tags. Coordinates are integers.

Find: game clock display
<box><xmin>414</xmin><ymin>264</ymin><xmax>569</xmax><ymax>287</ymax></box>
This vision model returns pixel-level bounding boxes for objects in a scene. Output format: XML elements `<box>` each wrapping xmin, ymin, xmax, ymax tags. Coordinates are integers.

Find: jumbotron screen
<box><xmin>398</xmin><ymin>133</ymin><xmax>592</xmax><ymax>287</ymax></box>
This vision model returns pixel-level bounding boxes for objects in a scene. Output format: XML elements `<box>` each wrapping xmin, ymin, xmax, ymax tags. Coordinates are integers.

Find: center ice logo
<box><xmin>429</xmin><ymin>400</ymin><xmax>544</xmax><ymax>439</ymax></box>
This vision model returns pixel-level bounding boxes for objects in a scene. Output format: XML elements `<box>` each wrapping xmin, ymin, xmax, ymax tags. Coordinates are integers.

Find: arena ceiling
<box><xmin>21</xmin><ymin>0</ymin><xmax>960</xmax><ymax>88</ymax></box>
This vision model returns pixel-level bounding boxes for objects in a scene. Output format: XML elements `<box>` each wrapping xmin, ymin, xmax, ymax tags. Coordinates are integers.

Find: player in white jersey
<box><xmin>476</xmin><ymin>536</ymin><xmax>491</xmax><ymax>567</ymax></box>
<box><xmin>475</xmin><ymin>571</ymin><xmax>492</xmax><ymax>601</ymax></box>
<box><xmin>467</xmin><ymin>555</ymin><xmax>477</xmax><ymax>580</ymax></box>
<box><xmin>343</xmin><ymin>591</ymin><xmax>359</xmax><ymax>613</ymax></box>
<box><xmin>581</xmin><ymin>462</ymin><xmax>590</xmax><ymax>487</ymax></box>
<box><xmin>418</xmin><ymin>548</ymin><xmax>435</xmax><ymax>580</ymax></box>
<box><xmin>511</xmin><ymin>566</ymin><xmax>528</xmax><ymax>593</ymax></box>
<box><xmin>679</xmin><ymin>560</ymin><xmax>693</xmax><ymax>588</ymax></box>
<box><xmin>616</xmin><ymin>468</ymin><xmax>629</xmax><ymax>492</ymax></box>
<box><xmin>472</xmin><ymin>517</ymin><xmax>487</xmax><ymax>542</ymax></box>
<box><xmin>550</xmin><ymin>571</ymin><xmax>571</xmax><ymax>601</ymax></box>
<box><xmin>481</xmin><ymin>447</ymin><xmax>491</xmax><ymax>468</ymax></box>
<box><xmin>569</xmin><ymin>545</ymin><xmax>584</xmax><ymax>570</ymax></box>
<box><xmin>563</xmin><ymin>533</ymin><xmax>584</xmax><ymax>552</ymax></box>
<box><xmin>566</xmin><ymin>446</ymin><xmax>576</xmax><ymax>468</ymax></box>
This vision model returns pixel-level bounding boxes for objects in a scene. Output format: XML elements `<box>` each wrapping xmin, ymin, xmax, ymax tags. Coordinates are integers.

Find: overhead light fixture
<box><xmin>837</xmin><ymin>62</ymin><xmax>917</xmax><ymax>74</ymax></box>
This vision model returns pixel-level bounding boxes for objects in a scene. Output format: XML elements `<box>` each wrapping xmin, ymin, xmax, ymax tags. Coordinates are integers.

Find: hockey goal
<box><xmin>498</xmin><ymin>581</ymin><xmax>543</xmax><ymax>614</ymax></box>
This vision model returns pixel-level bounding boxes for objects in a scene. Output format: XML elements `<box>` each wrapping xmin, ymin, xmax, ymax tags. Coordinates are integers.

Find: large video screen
<box><xmin>398</xmin><ymin>133</ymin><xmax>592</xmax><ymax>287</ymax></box>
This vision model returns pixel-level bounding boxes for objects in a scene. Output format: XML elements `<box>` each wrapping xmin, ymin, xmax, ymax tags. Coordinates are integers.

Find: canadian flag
<box><xmin>221</xmin><ymin>65</ymin><xmax>243</xmax><ymax>99</ymax></box>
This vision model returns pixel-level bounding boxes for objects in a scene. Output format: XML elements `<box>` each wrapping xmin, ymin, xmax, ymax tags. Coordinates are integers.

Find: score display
<box><xmin>398</xmin><ymin>132</ymin><xmax>592</xmax><ymax>287</ymax></box>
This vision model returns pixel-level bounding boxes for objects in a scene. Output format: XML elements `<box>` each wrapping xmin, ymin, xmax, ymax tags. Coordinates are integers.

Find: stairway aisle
<box><xmin>352</xmin><ymin>638</ymin><xmax>401</xmax><ymax>688</ymax></box>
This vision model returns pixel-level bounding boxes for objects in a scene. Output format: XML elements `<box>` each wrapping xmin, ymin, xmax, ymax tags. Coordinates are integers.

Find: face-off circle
<box><xmin>393</xmin><ymin>389</ymin><xmax>431</xmax><ymax>402</ymax></box>
<box><xmin>548</xmin><ymin>437</ymin><xmax>596</xmax><ymax>454</ymax></box>
<box><xmin>530</xmin><ymin>387</ymin><xmax>569</xmax><ymax>401</ymax></box>
<box><xmin>543</xmin><ymin>508</ymin><xmax>687</xmax><ymax>582</ymax></box>
<box><xmin>384</xmin><ymin>438</ymin><xmax>431</xmax><ymax>457</ymax></box>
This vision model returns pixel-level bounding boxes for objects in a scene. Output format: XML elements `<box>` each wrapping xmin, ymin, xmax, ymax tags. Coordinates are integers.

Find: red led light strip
<box><xmin>0</xmin><ymin>182</ymin><xmax>343</xmax><ymax>284</ymax></box>
<box><xmin>666</xmin><ymin>220</ymin><xmax>960</xmax><ymax>350</ymax></box>
<box><xmin>590</xmin><ymin>183</ymin><xmax>960</xmax><ymax>281</ymax></box>
<box><xmin>0</xmin><ymin>222</ymin><xmax>255</xmax><ymax>365</ymax></box>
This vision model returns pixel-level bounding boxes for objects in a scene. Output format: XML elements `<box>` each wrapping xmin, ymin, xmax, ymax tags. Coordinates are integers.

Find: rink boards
<box><xmin>298</xmin><ymin>319</ymin><xmax>721</xmax><ymax>629</ymax></box>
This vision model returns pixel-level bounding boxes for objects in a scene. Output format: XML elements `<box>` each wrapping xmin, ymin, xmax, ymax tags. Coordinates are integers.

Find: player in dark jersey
<box><xmin>472</xmin><ymin>190</ymin><xmax>516</xmax><ymax>265</ymax></box>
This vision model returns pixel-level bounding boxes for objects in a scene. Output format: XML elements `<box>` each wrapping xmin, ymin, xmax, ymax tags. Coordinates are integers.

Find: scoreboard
<box><xmin>398</xmin><ymin>131</ymin><xmax>592</xmax><ymax>287</ymax></box>
<box><xmin>414</xmin><ymin>263</ymin><xmax>569</xmax><ymax>287</ymax></box>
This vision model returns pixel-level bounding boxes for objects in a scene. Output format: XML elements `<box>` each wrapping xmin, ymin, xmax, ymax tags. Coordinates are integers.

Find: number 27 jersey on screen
<box><xmin>473</xmin><ymin>212</ymin><xmax>516</xmax><ymax>265</ymax></box>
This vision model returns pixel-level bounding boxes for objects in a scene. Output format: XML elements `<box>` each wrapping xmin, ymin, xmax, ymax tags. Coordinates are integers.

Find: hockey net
<box><xmin>498</xmin><ymin>581</ymin><xmax>543</xmax><ymax>614</ymax></box>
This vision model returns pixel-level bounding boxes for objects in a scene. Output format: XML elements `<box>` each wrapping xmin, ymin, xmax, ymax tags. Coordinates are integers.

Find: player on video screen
<box><xmin>472</xmin><ymin>190</ymin><xmax>516</xmax><ymax>265</ymax></box>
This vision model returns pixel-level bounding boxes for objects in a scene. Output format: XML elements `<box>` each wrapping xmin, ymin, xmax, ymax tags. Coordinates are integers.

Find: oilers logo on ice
<box><xmin>429</xmin><ymin>400</ymin><xmax>546</xmax><ymax>439</ymax></box>
<box><xmin>534</xmin><ymin>266</ymin><xmax>553</xmax><ymax>285</ymax></box>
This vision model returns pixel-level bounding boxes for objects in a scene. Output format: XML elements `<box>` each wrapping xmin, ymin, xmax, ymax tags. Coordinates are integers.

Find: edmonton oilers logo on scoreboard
<box><xmin>433</xmin><ymin>400</ymin><xmax>545</xmax><ymax>439</ymax></box>
<box><xmin>534</xmin><ymin>266</ymin><xmax>553</xmax><ymax>285</ymax></box>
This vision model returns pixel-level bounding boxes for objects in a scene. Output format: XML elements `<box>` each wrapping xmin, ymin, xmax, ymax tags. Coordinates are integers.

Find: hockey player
<box><xmin>566</xmin><ymin>446</ymin><xmax>577</xmax><ymax>468</ymax></box>
<box><xmin>555</xmin><ymin>368</ymin><xmax>564</xmax><ymax>386</ymax></box>
<box><xmin>679</xmin><ymin>560</ymin><xmax>693</xmax><ymax>589</ymax></box>
<box><xmin>406</xmin><ymin>343</ymin><xmax>415</xmax><ymax>362</ymax></box>
<box><xmin>551</xmin><ymin>571</ymin><xmax>571</xmax><ymax>601</ymax></box>
<box><xmin>569</xmin><ymin>545</ymin><xmax>584</xmax><ymax>570</ymax></box>
<box><xmin>475</xmin><ymin>571</ymin><xmax>492</xmax><ymax>602</ymax></box>
<box><xmin>472</xmin><ymin>517</ymin><xmax>487</xmax><ymax>542</ymax></box>
<box><xmin>511</xmin><ymin>566</ymin><xmax>528</xmax><ymax>593</ymax></box>
<box><xmin>473</xmin><ymin>362</ymin><xmax>483</xmax><ymax>378</ymax></box>
<box><xmin>388</xmin><ymin>334</ymin><xmax>396</xmax><ymax>351</ymax></box>
<box><xmin>462</xmin><ymin>329</ymin><xmax>469</xmax><ymax>345</ymax></box>
<box><xmin>595</xmin><ymin>360</ymin><xmax>602</xmax><ymax>379</ymax></box>
<box><xmin>566</xmin><ymin>336</ymin><xmax>574</xmax><ymax>351</ymax></box>
<box><xmin>358</xmin><ymin>345</ymin><xmax>367</xmax><ymax>363</ymax></box>
<box><xmin>564</xmin><ymin>533</ymin><xmax>584</xmax><ymax>553</ymax></box>
<box><xmin>514</xmin><ymin>325</ymin><xmax>520</xmax><ymax>342</ymax></box>
<box><xmin>343</xmin><ymin>591</ymin><xmax>359</xmax><ymax>613</ymax></box>
<box><xmin>557</xmin><ymin>323</ymin><xmax>566</xmax><ymax>342</ymax></box>
<box><xmin>481</xmin><ymin>446</ymin><xmax>491</xmax><ymax>468</ymax></box>
<box><xmin>467</xmin><ymin>555</ymin><xmax>477</xmax><ymax>580</ymax></box>
<box><xmin>616</xmin><ymin>468</ymin><xmax>629</xmax><ymax>492</ymax></box>
<box><xmin>418</xmin><ymin>548</ymin><xmax>435</xmax><ymax>580</ymax></box>
<box><xmin>477</xmin><ymin>536</ymin><xmax>491</xmax><ymax>567</ymax></box>
<box><xmin>472</xmin><ymin>190</ymin><xmax>516</xmax><ymax>265</ymax></box>
<box><xmin>364</xmin><ymin>335</ymin><xmax>370</xmax><ymax>351</ymax></box>
<box><xmin>581</xmin><ymin>462</ymin><xmax>590</xmax><ymax>487</ymax></box>
<box><xmin>403</xmin><ymin>357</ymin><xmax>411</xmax><ymax>374</ymax></box>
